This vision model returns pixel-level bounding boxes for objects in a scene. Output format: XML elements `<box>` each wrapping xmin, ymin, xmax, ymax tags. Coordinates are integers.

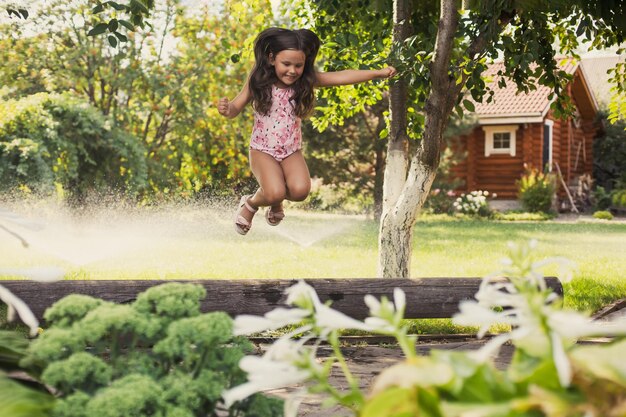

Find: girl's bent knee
<box><xmin>288</xmin><ymin>185</ymin><xmax>310</xmax><ymax>202</ymax></box>
<box><xmin>263</xmin><ymin>189</ymin><xmax>287</xmax><ymax>205</ymax></box>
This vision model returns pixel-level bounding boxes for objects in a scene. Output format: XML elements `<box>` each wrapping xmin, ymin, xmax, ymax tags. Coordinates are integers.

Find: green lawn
<box><xmin>1</xmin><ymin>205</ymin><xmax>625</xmax><ymax>314</ymax></box>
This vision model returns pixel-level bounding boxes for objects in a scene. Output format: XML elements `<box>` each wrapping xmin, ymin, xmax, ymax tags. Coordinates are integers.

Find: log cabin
<box><xmin>449</xmin><ymin>58</ymin><xmax>600</xmax><ymax>202</ymax></box>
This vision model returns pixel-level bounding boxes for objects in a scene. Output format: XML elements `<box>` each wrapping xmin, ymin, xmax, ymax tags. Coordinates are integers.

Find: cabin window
<box><xmin>483</xmin><ymin>125</ymin><xmax>517</xmax><ymax>157</ymax></box>
<box><xmin>493</xmin><ymin>132</ymin><xmax>511</xmax><ymax>149</ymax></box>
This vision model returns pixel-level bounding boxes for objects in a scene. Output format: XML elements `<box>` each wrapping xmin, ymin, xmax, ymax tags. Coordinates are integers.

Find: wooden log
<box><xmin>1</xmin><ymin>278</ymin><xmax>563</xmax><ymax>322</ymax></box>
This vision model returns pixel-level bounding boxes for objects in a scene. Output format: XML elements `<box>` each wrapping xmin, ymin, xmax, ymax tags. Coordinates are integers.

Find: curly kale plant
<box><xmin>20</xmin><ymin>283</ymin><xmax>282</xmax><ymax>417</ymax></box>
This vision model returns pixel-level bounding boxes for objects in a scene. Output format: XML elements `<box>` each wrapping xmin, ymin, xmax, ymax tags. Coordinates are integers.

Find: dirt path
<box><xmin>264</xmin><ymin>338</ymin><xmax>514</xmax><ymax>417</ymax></box>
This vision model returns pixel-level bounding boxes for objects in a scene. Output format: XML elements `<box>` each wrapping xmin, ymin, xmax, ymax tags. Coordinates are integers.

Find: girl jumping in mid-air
<box><xmin>218</xmin><ymin>27</ymin><xmax>396</xmax><ymax>235</ymax></box>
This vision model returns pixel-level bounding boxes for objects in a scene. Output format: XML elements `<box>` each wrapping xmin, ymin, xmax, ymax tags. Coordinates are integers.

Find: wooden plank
<box><xmin>1</xmin><ymin>278</ymin><xmax>563</xmax><ymax>321</ymax></box>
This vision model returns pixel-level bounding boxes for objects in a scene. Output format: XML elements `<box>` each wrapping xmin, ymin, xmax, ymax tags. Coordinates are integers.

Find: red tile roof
<box><xmin>474</xmin><ymin>59</ymin><xmax>579</xmax><ymax>118</ymax></box>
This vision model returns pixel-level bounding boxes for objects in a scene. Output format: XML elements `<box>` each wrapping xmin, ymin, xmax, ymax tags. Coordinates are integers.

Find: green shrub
<box><xmin>593</xmin><ymin>115</ymin><xmax>626</xmax><ymax>191</ymax></box>
<box><xmin>0</xmin><ymin>93</ymin><xmax>148</xmax><ymax>200</ymax></box>
<box><xmin>612</xmin><ymin>189</ymin><xmax>626</xmax><ymax>209</ymax></box>
<box><xmin>19</xmin><ymin>283</ymin><xmax>282</xmax><ymax>417</ymax></box>
<box><xmin>423</xmin><ymin>188</ymin><xmax>458</xmax><ymax>214</ymax></box>
<box><xmin>592</xmin><ymin>186</ymin><xmax>613</xmax><ymax>211</ymax></box>
<box><xmin>516</xmin><ymin>166</ymin><xmax>556</xmax><ymax>213</ymax></box>
<box><xmin>592</xmin><ymin>210</ymin><xmax>614</xmax><ymax>220</ymax></box>
<box><xmin>492</xmin><ymin>210</ymin><xmax>555</xmax><ymax>221</ymax></box>
<box><xmin>298</xmin><ymin>178</ymin><xmax>373</xmax><ymax>214</ymax></box>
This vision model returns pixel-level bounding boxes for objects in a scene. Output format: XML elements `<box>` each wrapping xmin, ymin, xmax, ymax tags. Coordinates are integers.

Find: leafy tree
<box><xmin>304</xmin><ymin>101</ymin><xmax>388</xmax><ymax>217</ymax></box>
<box><xmin>0</xmin><ymin>93</ymin><xmax>148</xmax><ymax>200</ymax></box>
<box><xmin>292</xmin><ymin>0</ymin><xmax>625</xmax><ymax>277</ymax></box>
<box><xmin>593</xmin><ymin>114</ymin><xmax>626</xmax><ymax>191</ymax></box>
<box><xmin>0</xmin><ymin>0</ymin><xmax>273</xmax><ymax>197</ymax></box>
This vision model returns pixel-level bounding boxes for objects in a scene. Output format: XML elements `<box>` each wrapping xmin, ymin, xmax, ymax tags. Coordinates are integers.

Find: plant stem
<box><xmin>329</xmin><ymin>331</ymin><xmax>357</xmax><ymax>387</ymax></box>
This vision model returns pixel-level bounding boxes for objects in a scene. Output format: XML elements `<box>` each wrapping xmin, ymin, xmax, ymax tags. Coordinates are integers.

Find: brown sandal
<box><xmin>265</xmin><ymin>206</ymin><xmax>285</xmax><ymax>226</ymax></box>
<box><xmin>234</xmin><ymin>195</ymin><xmax>257</xmax><ymax>235</ymax></box>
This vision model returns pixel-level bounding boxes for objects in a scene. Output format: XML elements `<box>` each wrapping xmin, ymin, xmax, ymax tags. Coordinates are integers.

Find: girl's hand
<box><xmin>218</xmin><ymin>97</ymin><xmax>230</xmax><ymax>117</ymax></box>
<box><xmin>380</xmin><ymin>66</ymin><xmax>397</xmax><ymax>78</ymax></box>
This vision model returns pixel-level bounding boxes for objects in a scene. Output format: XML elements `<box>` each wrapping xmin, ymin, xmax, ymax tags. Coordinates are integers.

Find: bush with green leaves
<box><xmin>593</xmin><ymin>115</ymin><xmax>626</xmax><ymax>192</ymax></box>
<box><xmin>19</xmin><ymin>283</ymin><xmax>282</xmax><ymax>417</ymax></box>
<box><xmin>612</xmin><ymin>189</ymin><xmax>626</xmax><ymax>209</ymax></box>
<box><xmin>516</xmin><ymin>166</ymin><xmax>556</xmax><ymax>213</ymax></box>
<box><xmin>492</xmin><ymin>210</ymin><xmax>555</xmax><ymax>221</ymax></box>
<box><xmin>0</xmin><ymin>93</ymin><xmax>147</xmax><ymax>200</ymax></box>
<box><xmin>593</xmin><ymin>210</ymin><xmax>614</xmax><ymax>220</ymax></box>
<box><xmin>592</xmin><ymin>185</ymin><xmax>613</xmax><ymax>211</ymax></box>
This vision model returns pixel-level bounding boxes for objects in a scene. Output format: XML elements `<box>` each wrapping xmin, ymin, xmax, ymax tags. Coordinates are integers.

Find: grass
<box><xmin>1</xmin><ymin>205</ymin><xmax>625</xmax><ymax>317</ymax></box>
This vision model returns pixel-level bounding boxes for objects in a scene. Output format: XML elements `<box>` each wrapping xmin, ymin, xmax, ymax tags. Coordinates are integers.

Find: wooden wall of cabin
<box><xmin>450</xmin><ymin>125</ymin><xmax>526</xmax><ymax>199</ymax></box>
<box><xmin>553</xmin><ymin>117</ymin><xmax>595</xmax><ymax>184</ymax></box>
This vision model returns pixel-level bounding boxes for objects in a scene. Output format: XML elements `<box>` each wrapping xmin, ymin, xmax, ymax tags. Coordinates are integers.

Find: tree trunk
<box><xmin>373</xmin><ymin>137</ymin><xmax>385</xmax><ymax>222</ymax></box>
<box><xmin>378</xmin><ymin>0</ymin><xmax>411</xmax><ymax>277</ymax></box>
<box><xmin>378</xmin><ymin>0</ymin><xmax>460</xmax><ymax>278</ymax></box>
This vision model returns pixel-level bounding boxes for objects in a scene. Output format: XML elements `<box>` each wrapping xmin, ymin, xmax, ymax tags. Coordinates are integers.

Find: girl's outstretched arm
<box><xmin>218</xmin><ymin>80</ymin><xmax>252</xmax><ymax>118</ymax></box>
<box><xmin>315</xmin><ymin>66</ymin><xmax>396</xmax><ymax>87</ymax></box>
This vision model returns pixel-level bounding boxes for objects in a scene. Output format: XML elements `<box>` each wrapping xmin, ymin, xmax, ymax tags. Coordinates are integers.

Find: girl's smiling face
<box><xmin>270</xmin><ymin>49</ymin><xmax>306</xmax><ymax>88</ymax></box>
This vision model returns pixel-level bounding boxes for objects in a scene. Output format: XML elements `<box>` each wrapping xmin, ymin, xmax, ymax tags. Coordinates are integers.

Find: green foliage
<box><xmin>0</xmin><ymin>330</ymin><xmax>55</xmax><ymax>417</ymax></box>
<box><xmin>612</xmin><ymin>189</ymin><xmax>626</xmax><ymax>209</ymax></box>
<box><xmin>41</xmin><ymin>352</ymin><xmax>112</xmax><ymax>393</ymax></box>
<box><xmin>592</xmin><ymin>186</ymin><xmax>613</xmax><ymax>211</ymax></box>
<box><xmin>592</xmin><ymin>210</ymin><xmax>614</xmax><ymax>220</ymax></box>
<box><xmin>0</xmin><ymin>0</ymin><xmax>271</xmax><ymax>200</ymax></box>
<box><xmin>20</xmin><ymin>283</ymin><xmax>282</xmax><ymax>417</ymax></box>
<box><xmin>302</xmin><ymin>104</ymin><xmax>385</xmax><ymax>215</ymax></box>
<box><xmin>593</xmin><ymin>115</ymin><xmax>626</xmax><ymax>191</ymax></box>
<box><xmin>43</xmin><ymin>295</ymin><xmax>105</xmax><ymax>329</ymax></box>
<box><xmin>290</xmin><ymin>0</ymin><xmax>626</xmax><ymax>141</ymax></box>
<box><xmin>88</xmin><ymin>0</ymin><xmax>155</xmax><ymax>47</ymax></box>
<box><xmin>0</xmin><ymin>376</ymin><xmax>55</xmax><ymax>417</ymax></box>
<box><xmin>299</xmin><ymin>178</ymin><xmax>374</xmax><ymax>214</ymax></box>
<box><xmin>0</xmin><ymin>93</ymin><xmax>147</xmax><ymax>199</ymax></box>
<box><xmin>517</xmin><ymin>166</ymin><xmax>556</xmax><ymax>213</ymax></box>
<box><xmin>0</xmin><ymin>330</ymin><xmax>30</xmax><ymax>373</ymax></box>
<box><xmin>492</xmin><ymin>211</ymin><xmax>555</xmax><ymax>221</ymax></box>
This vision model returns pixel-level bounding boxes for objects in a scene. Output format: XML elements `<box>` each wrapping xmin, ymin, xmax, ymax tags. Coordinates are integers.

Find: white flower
<box><xmin>394</xmin><ymin>288</ymin><xmax>406</xmax><ymax>313</ymax></box>
<box><xmin>364</xmin><ymin>294</ymin><xmax>383</xmax><ymax>316</ymax></box>
<box><xmin>362</xmin><ymin>288</ymin><xmax>406</xmax><ymax>332</ymax></box>
<box><xmin>315</xmin><ymin>304</ymin><xmax>374</xmax><ymax>332</ymax></box>
<box><xmin>551</xmin><ymin>331</ymin><xmax>572</xmax><ymax>386</ymax></box>
<box><xmin>222</xmin><ymin>336</ymin><xmax>317</xmax><ymax>408</ymax></box>
<box><xmin>285</xmin><ymin>280</ymin><xmax>320</xmax><ymax>308</ymax></box>
<box><xmin>0</xmin><ymin>285</ymin><xmax>39</xmax><ymax>337</ymax></box>
<box><xmin>453</xmin><ymin>300</ymin><xmax>513</xmax><ymax>338</ymax></box>
<box><xmin>371</xmin><ymin>358</ymin><xmax>454</xmax><ymax>394</ymax></box>
<box><xmin>549</xmin><ymin>311</ymin><xmax>626</xmax><ymax>340</ymax></box>
<box><xmin>233</xmin><ymin>307</ymin><xmax>310</xmax><ymax>335</ymax></box>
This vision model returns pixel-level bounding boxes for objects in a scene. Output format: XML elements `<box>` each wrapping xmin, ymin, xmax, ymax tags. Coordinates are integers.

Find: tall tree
<box><xmin>294</xmin><ymin>0</ymin><xmax>625</xmax><ymax>277</ymax></box>
<box><xmin>0</xmin><ymin>0</ymin><xmax>273</xmax><ymax>196</ymax></box>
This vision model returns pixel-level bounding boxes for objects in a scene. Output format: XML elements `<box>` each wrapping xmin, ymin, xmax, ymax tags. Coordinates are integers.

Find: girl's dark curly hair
<box><xmin>249</xmin><ymin>28</ymin><xmax>320</xmax><ymax>118</ymax></box>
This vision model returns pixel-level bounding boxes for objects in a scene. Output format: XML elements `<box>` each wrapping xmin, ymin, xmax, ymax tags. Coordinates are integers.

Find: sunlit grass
<box><xmin>1</xmin><ymin>204</ymin><xmax>625</xmax><ymax>315</ymax></box>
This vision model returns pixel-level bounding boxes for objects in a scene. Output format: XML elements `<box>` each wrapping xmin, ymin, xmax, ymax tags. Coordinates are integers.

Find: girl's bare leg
<box><xmin>280</xmin><ymin>150</ymin><xmax>311</xmax><ymax>202</ymax></box>
<box><xmin>240</xmin><ymin>150</ymin><xmax>311</xmax><ymax>225</ymax></box>
<box><xmin>240</xmin><ymin>150</ymin><xmax>287</xmax><ymax>224</ymax></box>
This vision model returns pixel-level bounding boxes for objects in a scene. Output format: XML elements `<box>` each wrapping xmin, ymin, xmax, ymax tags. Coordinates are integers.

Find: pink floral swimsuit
<box><xmin>250</xmin><ymin>85</ymin><xmax>302</xmax><ymax>162</ymax></box>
